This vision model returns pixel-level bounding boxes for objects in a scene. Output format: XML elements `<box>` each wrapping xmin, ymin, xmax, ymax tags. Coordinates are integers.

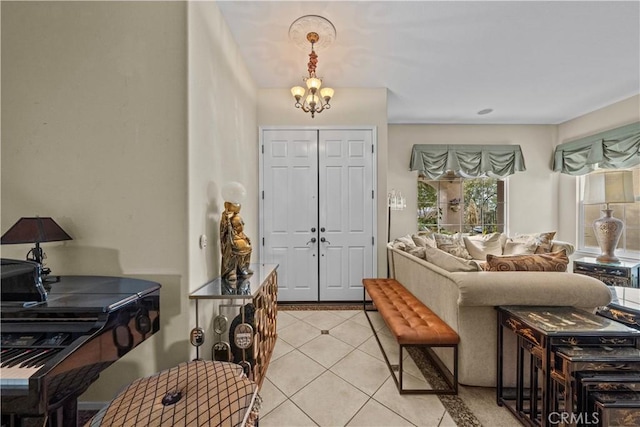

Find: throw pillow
<box><xmin>412</xmin><ymin>233</ymin><xmax>437</xmax><ymax>249</ymax></box>
<box><xmin>423</xmin><ymin>246</ymin><xmax>480</xmax><ymax>272</ymax></box>
<box><xmin>434</xmin><ymin>233</ymin><xmax>473</xmax><ymax>260</ymax></box>
<box><xmin>463</xmin><ymin>233</ymin><xmax>503</xmax><ymax>260</ymax></box>
<box><xmin>405</xmin><ymin>246</ymin><xmax>427</xmax><ymax>259</ymax></box>
<box><xmin>503</xmin><ymin>239</ymin><xmax>538</xmax><ymax>255</ymax></box>
<box><xmin>485</xmin><ymin>249</ymin><xmax>569</xmax><ymax>272</ymax></box>
<box><xmin>392</xmin><ymin>234</ymin><xmax>416</xmax><ymax>250</ymax></box>
<box><xmin>513</xmin><ymin>231</ymin><xmax>557</xmax><ymax>254</ymax></box>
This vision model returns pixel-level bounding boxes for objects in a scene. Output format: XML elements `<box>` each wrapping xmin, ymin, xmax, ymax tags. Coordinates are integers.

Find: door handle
<box><xmin>320</xmin><ymin>227</ymin><xmax>326</xmax><ymax>232</ymax></box>
<box><xmin>320</xmin><ymin>237</ymin><xmax>331</xmax><ymax>244</ymax></box>
<box><xmin>306</xmin><ymin>237</ymin><xmax>317</xmax><ymax>245</ymax></box>
<box><xmin>311</xmin><ymin>227</ymin><xmax>316</xmax><ymax>232</ymax></box>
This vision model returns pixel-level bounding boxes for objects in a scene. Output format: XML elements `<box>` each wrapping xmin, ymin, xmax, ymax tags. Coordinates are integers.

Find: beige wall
<box><xmin>1</xmin><ymin>1</ymin><xmax>190</xmax><ymax>402</ymax></box>
<box><xmin>186</xmin><ymin>0</ymin><xmax>259</xmax><ymax>359</ymax></box>
<box><xmin>1</xmin><ymin>0</ymin><xmax>260</xmax><ymax>404</ymax></box>
<box><xmin>258</xmin><ymin>87</ymin><xmax>389</xmax><ymax>275</ymax></box>
<box><xmin>555</xmin><ymin>94</ymin><xmax>640</xmax><ymax>243</ymax></box>
<box><xmin>388</xmin><ymin>124</ymin><xmax>557</xmax><ymax>239</ymax></box>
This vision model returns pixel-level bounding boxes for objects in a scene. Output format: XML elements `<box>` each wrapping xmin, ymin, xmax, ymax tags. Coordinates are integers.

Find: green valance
<box><xmin>552</xmin><ymin>122</ymin><xmax>640</xmax><ymax>175</ymax></box>
<box><xmin>409</xmin><ymin>144</ymin><xmax>526</xmax><ymax>179</ymax></box>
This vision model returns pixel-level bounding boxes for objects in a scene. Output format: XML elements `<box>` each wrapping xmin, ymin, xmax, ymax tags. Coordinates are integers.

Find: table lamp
<box><xmin>1</xmin><ymin>216</ymin><xmax>72</xmax><ymax>274</ymax></box>
<box><xmin>583</xmin><ymin>170</ymin><xmax>635</xmax><ymax>263</ymax></box>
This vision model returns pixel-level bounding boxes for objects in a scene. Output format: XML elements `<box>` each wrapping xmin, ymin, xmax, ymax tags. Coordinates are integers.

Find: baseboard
<box><xmin>78</xmin><ymin>401</ymin><xmax>108</xmax><ymax>411</ymax></box>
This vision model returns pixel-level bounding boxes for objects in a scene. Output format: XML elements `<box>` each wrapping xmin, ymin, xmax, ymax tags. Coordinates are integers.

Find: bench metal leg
<box><xmin>363</xmin><ymin>305</ymin><xmax>458</xmax><ymax>395</ymax></box>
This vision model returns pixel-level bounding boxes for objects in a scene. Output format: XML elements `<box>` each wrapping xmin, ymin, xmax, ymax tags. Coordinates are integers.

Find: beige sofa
<box><xmin>387</xmin><ymin>240</ymin><xmax>612</xmax><ymax>387</ymax></box>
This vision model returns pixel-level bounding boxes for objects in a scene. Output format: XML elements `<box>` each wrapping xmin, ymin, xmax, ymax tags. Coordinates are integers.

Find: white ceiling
<box><xmin>217</xmin><ymin>1</ymin><xmax>640</xmax><ymax>124</ymax></box>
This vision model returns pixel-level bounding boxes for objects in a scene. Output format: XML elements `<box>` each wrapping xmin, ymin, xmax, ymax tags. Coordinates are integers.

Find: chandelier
<box><xmin>289</xmin><ymin>16</ymin><xmax>335</xmax><ymax>118</ymax></box>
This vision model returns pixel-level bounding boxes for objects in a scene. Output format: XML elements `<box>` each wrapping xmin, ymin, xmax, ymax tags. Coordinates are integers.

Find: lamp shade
<box><xmin>320</xmin><ymin>87</ymin><xmax>334</xmax><ymax>99</ymax></box>
<box><xmin>221</xmin><ymin>182</ymin><xmax>247</xmax><ymax>204</ymax></box>
<box><xmin>583</xmin><ymin>170</ymin><xmax>635</xmax><ymax>205</ymax></box>
<box><xmin>306</xmin><ymin>77</ymin><xmax>322</xmax><ymax>90</ymax></box>
<box><xmin>291</xmin><ymin>86</ymin><xmax>305</xmax><ymax>98</ymax></box>
<box><xmin>1</xmin><ymin>217</ymin><xmax>72</xmax><ymax>245</ymax></box>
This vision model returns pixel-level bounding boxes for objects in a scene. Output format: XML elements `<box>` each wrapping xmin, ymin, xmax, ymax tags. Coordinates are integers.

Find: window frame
<box><xmin>417</xmin><ymin>175</ymin><xmax>508</xmax><ymax>235</ymax></box>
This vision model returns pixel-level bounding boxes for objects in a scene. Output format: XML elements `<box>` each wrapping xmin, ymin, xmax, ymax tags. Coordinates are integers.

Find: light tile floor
<box><xmin>259</xmin><ymin>309</ymin><xmax>458</xmax><ymax>427</ymax></box>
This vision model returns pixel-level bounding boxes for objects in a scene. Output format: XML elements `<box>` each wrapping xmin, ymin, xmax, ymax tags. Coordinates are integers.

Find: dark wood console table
<box><xmin>496</xmin><ymin>306</ymin><xmax>640</xmax><ymax>427</ymax></box>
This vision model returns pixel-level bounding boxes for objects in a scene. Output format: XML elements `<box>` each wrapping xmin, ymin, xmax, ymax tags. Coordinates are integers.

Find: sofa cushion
<box><xmin>434</xmin><ymin>233</ymin><xmax>473</xmax><ymax>260</ymax></box>
<box><xmin>484</xmin><ymin>249</ymin><xmax>569</xmax><ymax>272</ymax></box>
<box><xmin>423</xmin><ymin>246</ymin><xmax>480</xmax><ymax>272</ymax></box>
<box><xmin>463</xmin><ymin>233</ymin><xmax>503</xmax><ymax>260</ymax></box>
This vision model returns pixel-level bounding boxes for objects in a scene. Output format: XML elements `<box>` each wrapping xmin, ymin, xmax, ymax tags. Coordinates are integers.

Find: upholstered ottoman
<box><xmin>86</xmin><ymin>360</ymin><xmax>260</xmax><ymax>427</ymax></box>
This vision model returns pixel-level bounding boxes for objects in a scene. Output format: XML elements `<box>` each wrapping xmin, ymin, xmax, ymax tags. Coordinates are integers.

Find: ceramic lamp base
<box><xmin>593</xmin><ymin>209</ymin><xmax>624</xmax><ymax>264</ymax></box>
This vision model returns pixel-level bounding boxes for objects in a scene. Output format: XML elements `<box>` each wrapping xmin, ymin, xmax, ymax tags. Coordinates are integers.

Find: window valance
<box><xmin>409</xmin><ymin>144</ymin><xmax>526</xmax><ymax>179</ymax></box>
<box><xmin>552</xmin><ymin>122</ymin><xmax>640</xmax><ymax>175</ymax></box>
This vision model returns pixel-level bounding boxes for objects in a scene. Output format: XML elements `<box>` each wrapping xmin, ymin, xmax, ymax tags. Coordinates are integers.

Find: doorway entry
<box><xmin>260</xmin><ymin>127</ymin><xmax>377</xmax><ymax>301</ymax></box>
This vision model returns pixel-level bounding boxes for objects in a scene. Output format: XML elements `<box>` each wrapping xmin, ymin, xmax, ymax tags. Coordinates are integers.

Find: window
<box><xmin>578</xmin><ymin>166</ymin><xmax>640</xmax><ymax>259</ymax></box>
<box><xmin>417</xmin><ymin>175</ymin><xmax>505</xmax><ymax>234</ymax></box>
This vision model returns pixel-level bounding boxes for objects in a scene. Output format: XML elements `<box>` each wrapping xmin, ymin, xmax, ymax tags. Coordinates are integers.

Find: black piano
<box><xmin>1</xmin><ymin>259</ymin><xmax>161</xmax><ymax>427</ymax></box>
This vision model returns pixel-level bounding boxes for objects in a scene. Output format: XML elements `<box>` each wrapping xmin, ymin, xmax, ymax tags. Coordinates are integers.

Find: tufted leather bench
<box><xmin>363</xmin><ymin>278</ymin><xmax>459</xmax><ymax>394</ymax></box>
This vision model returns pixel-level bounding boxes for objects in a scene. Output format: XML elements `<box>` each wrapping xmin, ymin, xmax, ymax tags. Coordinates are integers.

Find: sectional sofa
<box><xmin>386</xmin><ymin>233</ymin><xmax>612</xmax><ymax>387</ymax></box>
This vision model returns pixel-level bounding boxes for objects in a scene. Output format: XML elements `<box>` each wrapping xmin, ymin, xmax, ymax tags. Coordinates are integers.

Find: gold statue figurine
<box><xmin>220</xmin><ymin>182</ymin><xmax>252</xmax><ymax>283</ymax></box>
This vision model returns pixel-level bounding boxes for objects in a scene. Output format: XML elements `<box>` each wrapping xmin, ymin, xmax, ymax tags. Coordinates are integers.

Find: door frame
<box><xmin>258</xmin><ymin>125</ymin><xmax>378</xmax><ymax>301</ymax></box>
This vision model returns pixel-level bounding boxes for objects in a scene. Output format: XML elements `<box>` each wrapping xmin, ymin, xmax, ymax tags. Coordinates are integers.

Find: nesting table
<box><xmin>496</xmin><ymin>306</ymin><xmax>640</xmax><ymax>427</ymax></box>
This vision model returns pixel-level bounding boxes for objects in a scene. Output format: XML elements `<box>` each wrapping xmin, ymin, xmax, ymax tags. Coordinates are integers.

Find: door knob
<box><xmin>320</xmin><ymin>237</ymin><xmax>331</xmax><ymax>244</ymax></box>
<box><xmin>311</xmin><ymin>227</ymin><xmax>316</xmax><ymax>232</ymax></box>
<box><xmin>320</xmin><ymin>227</ymin><xmax>326</xmax><ymax>232</ymax></box>
<box><xmin>306</xmin><ymin>237</ymin><xmax>317</xmax><ymax>245</ymax></box>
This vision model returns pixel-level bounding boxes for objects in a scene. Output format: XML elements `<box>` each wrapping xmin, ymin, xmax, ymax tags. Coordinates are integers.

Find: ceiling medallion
<box><xmin>288</xmin><ymin>15</ymin><xmax>336</xmax><ymax>51</ymax></box>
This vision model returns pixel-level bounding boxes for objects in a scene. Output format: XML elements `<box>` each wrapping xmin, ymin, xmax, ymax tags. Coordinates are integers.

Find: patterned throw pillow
<box><xmin>434</xmin><ymin>233</ymin><xmax>473</xmax><ymax>260</ymax></box>
<box><xmin>513</xmin><ymin>231</ymin><xmax>557</xmax><ymax>254</ymax></box>
<box><xmin>485</xmin><ymin>249</ymin><xmax>569</xmax><ymax>272</ymax></box>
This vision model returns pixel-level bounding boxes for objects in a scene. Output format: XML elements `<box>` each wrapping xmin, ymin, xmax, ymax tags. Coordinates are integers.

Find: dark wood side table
<box><xmin>573</xmin><ymin>257</ymin><xmax>640</xmax><ymax>288</ymax></box>
<box><xmin>496</xmin><ymin>306</ymin><xmax>640</xmax><ymax>427</ymax></box>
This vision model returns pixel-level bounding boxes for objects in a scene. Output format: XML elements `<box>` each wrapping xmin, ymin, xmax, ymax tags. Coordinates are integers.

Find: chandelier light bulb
<box><xmin>306</xmin><ymin>77</ymin><xmax>322</xmax><ymax>90</ymax></box>
<box><xmin>306</xmin><ymin>94</ymin><xmax>319</xmax><ymax>106</ymax></box>
<box><xmin>320</xmin><ymin>87</ymin><xmax>334</xmax><ymax>100</ymax></box>
<box><xmin>291</xmin><ymin>86</ymin><xmax>305</xmax><ymax>99</ymax></box>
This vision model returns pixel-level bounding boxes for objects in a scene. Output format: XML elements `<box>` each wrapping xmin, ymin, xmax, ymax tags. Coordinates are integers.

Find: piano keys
<box><xmin>1</xmin><ymin>271</ymin><xmax>161</xmax><ymax>427</ymax></box>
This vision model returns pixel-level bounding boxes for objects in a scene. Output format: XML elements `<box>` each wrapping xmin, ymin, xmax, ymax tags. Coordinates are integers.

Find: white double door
<box><xmin>260</xmin><ymin>128</ymin><xmax>377</xmax><ymax>302</ymax></box>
